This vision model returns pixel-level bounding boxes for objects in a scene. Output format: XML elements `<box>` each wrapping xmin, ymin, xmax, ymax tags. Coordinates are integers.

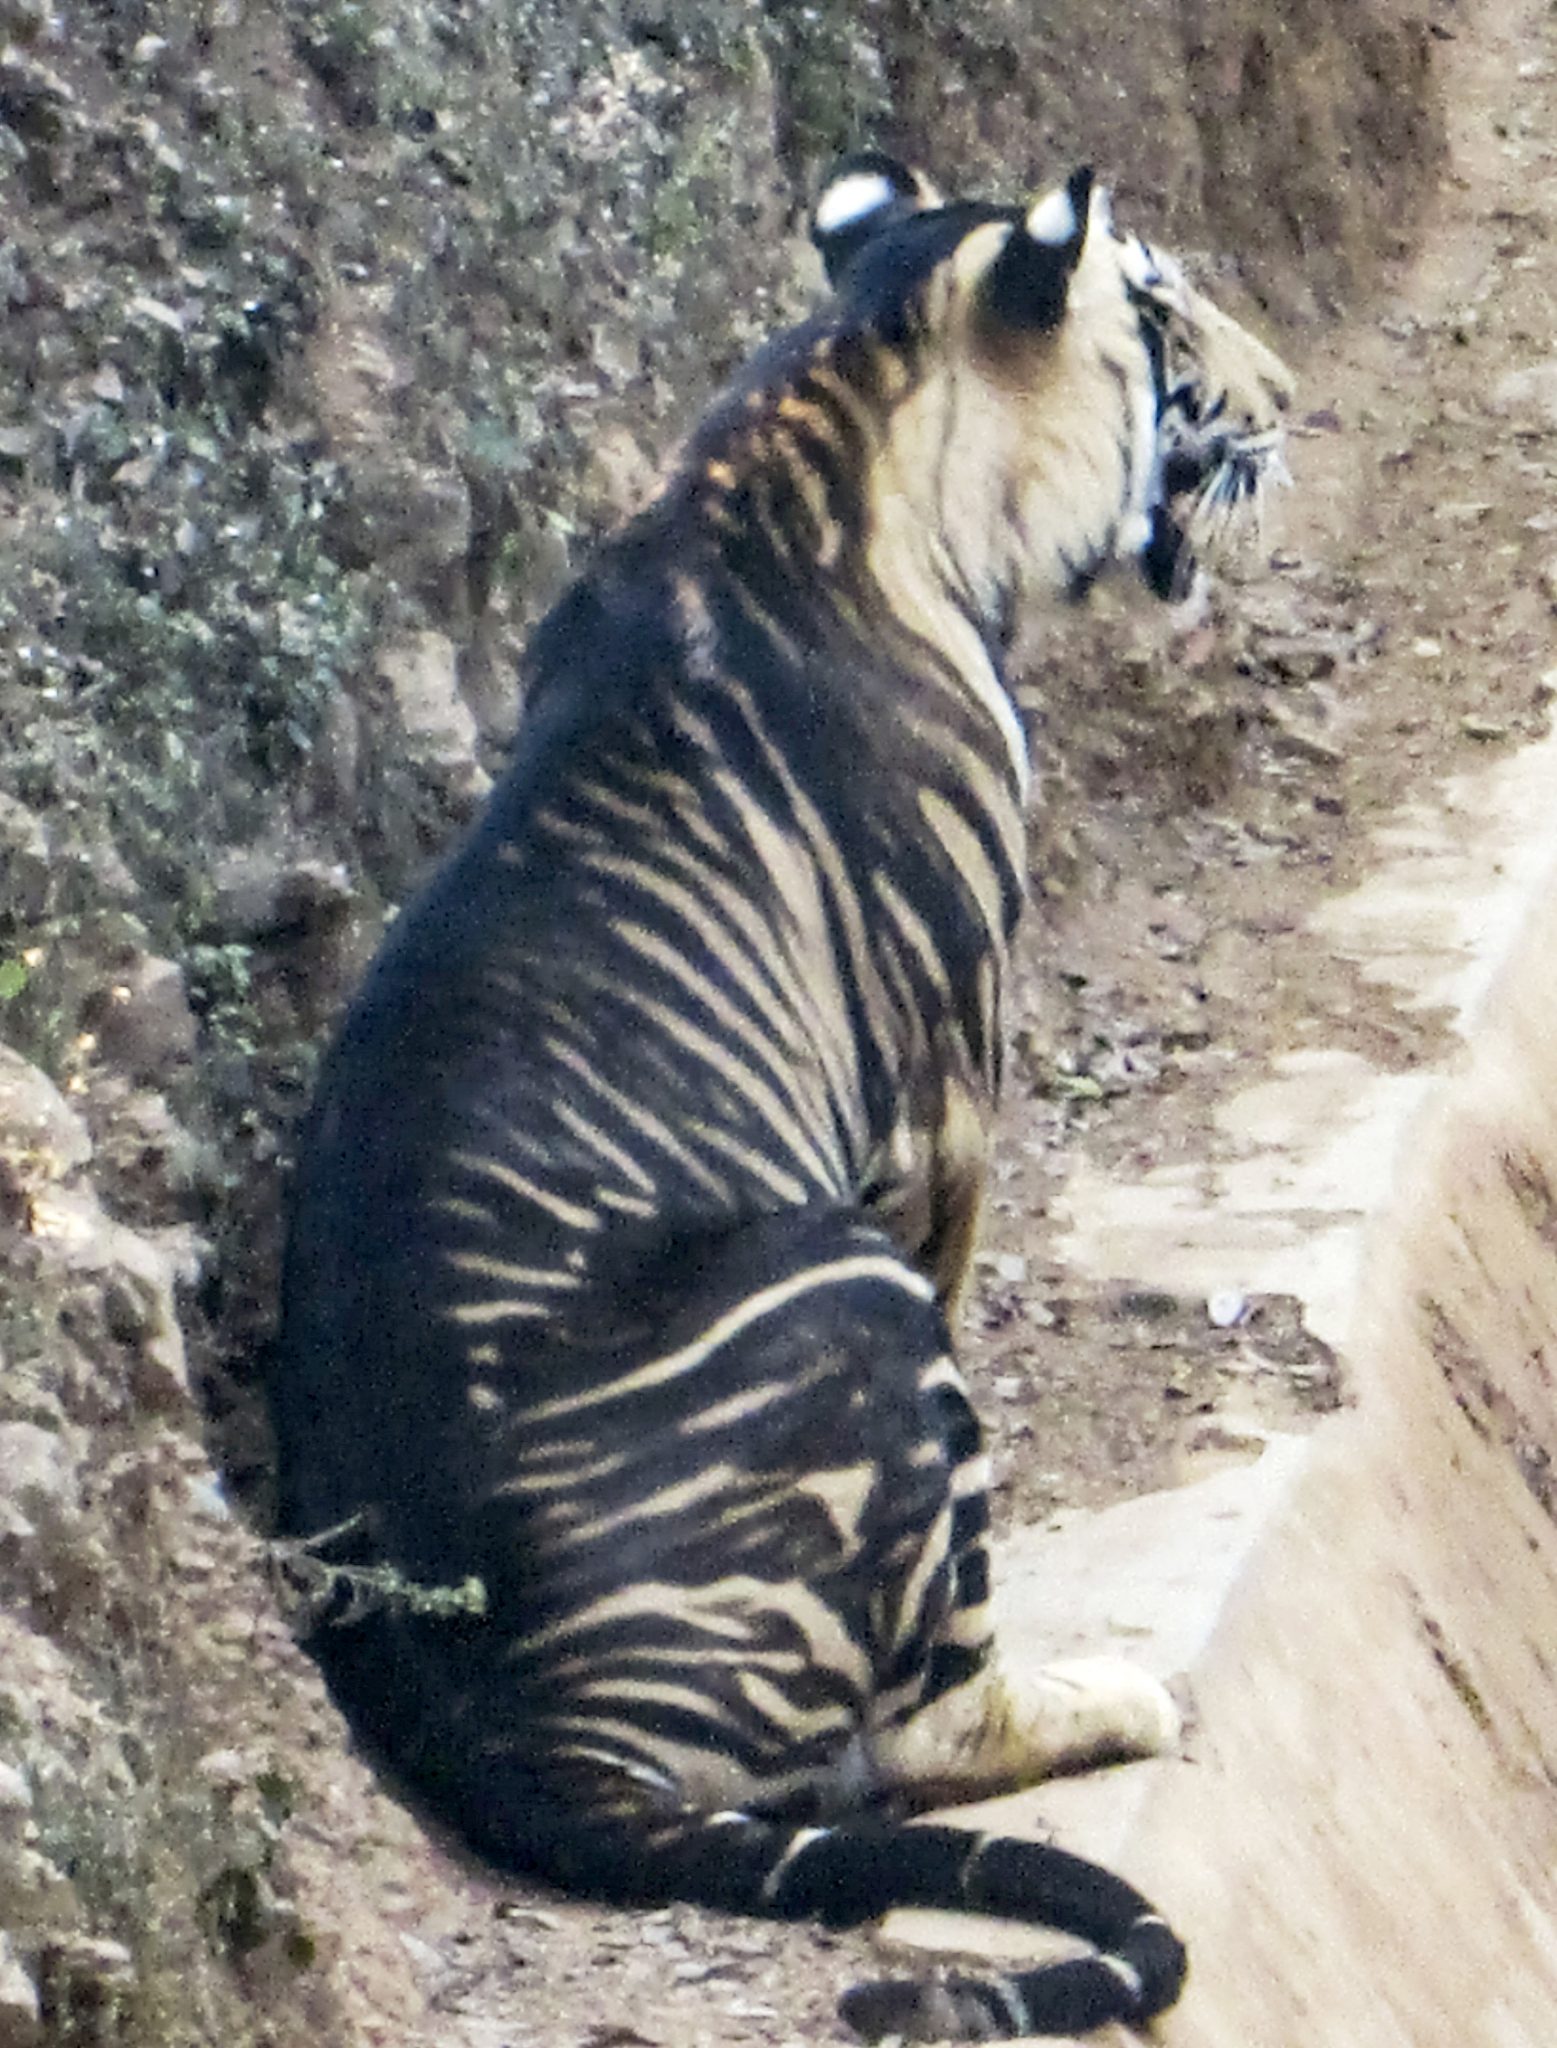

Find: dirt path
<box><xmin>276</xmin><ymin>8</ymin><xmax>1557</xmax><ymax>2042</ymax></box>
<box><xmin>972</xmin><ymin>0</ymin><xmax>1557</xmax><ymax>1527</ymax></box>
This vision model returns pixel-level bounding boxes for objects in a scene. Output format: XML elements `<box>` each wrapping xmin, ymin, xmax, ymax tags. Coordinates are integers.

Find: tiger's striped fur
<box><xmin>269</xmin><ymin>157</ymin><xmax>1291</xmax><ymax>2039</ymax></box>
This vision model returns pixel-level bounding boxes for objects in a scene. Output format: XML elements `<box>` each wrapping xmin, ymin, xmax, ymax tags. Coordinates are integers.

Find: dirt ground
<box><xmin>244</xmin><ymin>7</ymin><xmax>1557</xmax><ymax>2046</ymax></box>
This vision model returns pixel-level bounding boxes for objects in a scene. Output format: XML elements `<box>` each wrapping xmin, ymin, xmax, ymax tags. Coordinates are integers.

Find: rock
<box><xmin>35</xmin><ymin>1936</ymin><xmax>134</xmax><ymax>2041</ymax></box>
<box><xmin>1490</xmin><ymin>357</ymin><xmax>1557</xmax><ymax>428</ymax></box>
<box><xmin>197</xmin><ymin>1747</ymin><xmax>252</xmax><ymax>1792</ymax></box>
<box><xmin>323</xmin><ymin>455</ymin><xmax>472</xmax><ymax>596</ymax></box>
<box><xmin>61</xmin><ymin>832</ymin><xmax>139</xmax><ymax>903</ymax></box>
<box><xmin>1460</xmin><ymin>714</ymin><xmax>1511</xmax><ymax>742</ymax></box>
<box><xmin>1264</xmin><ymin>702</ymin><xmax>1346</xmax><ymax>767</ymax></box>
<box><xmin>0</xmin><ymin>1762</ymin><xmax>34</xmax><ymax>1869</ymax></box>
<box><xmin>375</xmin><ymin>630</ymin><xmax>491</xmax><ymax>805</ymax></box>
<box><xmin>0</xmin><ymin>1934</ymin><xmax>40</xmax><ymax>2048</ymax></box>
<box><xmin>87</xmin><ymin>1084</ymin><xmax>206</xmax><ymax>1220</ymax></box>
<box><xmin>0</xmin><ymin>1758</ymin><xmax>75</xmax><ymax>1948</ymax></box>
<box><xmin>0</xmin><ymin>795</ymin><xmax>51</xmax><ymax>924</ymax></box>
<box><xmin>0</xmin><ymin>1422</ymin><xmax>79</xmax><ymax>1540</ymax></box>
<box><xmin>1207</xmin><ymin>1289</ymin><xmax>1251</xmax><ymax>1329</ymax></box>
<box><xmin>585</xmin><ymin>421</ymin><xmax>660</xmax><ymax>518</ymax></box>
<box><xmin>0</xmin><ymin>1047</ymin><xmax>93</xmax><ymax>1196</ymax></box>
<box><xmin>307</xmin><ymin>689</ymin><xmax>363</xmax><ymax>816</ymax></box>
<box><xmin>80</xmin><ymin>954</ymin><xmax>198</xmax><ymax>1086</ymax></box>
<box><xmin>19</xmin><ymin>1162</ymin><xmax>202</xmax><ymax>1412</ymax></box>
<box><xmin>205</xmin><ymin>848</ymin><xmax>354</xmax><ymax>943</ymax></box>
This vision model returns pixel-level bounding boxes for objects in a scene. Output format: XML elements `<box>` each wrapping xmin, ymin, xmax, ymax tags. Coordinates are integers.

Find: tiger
<box><xmin>268</xmin><ymin>153</ymin><xmax>1292</xmax><ymax>2041</ymax></box>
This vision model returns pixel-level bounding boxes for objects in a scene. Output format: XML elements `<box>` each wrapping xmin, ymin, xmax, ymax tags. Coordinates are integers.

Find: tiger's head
<box><xmin>804</xmin><ymin>152</ymin><xmax>1293</xmax><ymax>625</ymax></box>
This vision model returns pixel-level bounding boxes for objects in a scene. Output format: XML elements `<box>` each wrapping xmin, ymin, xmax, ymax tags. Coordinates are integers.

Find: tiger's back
<box><xmin>271</xmin><ymin>156</ymin><xmax>1291</xmax><ymax>2041</ymax></box>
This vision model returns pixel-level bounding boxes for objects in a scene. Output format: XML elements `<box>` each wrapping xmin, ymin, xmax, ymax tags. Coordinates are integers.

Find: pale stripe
<box><xmin>516</xmin><ymin>1253</ymin><xmax>934</xmax><ymax>1423</ymax></box>
<box><xmin>553</xmin><ymin>1096</ymin><xmax>659</xmax><ymax>1193</ymax></box>
<box><xmin>918</xmin><ymin>788</ymin><xmax>1009</xmax><ymax>949</ymax></box>
<box><xmin>445</xmin><ymin>1251</ymin><xmax>582</xmax><ymax>1290</ymax></box>
<box><xmin>445</xmin><ymin>1296</ymin><xmax>554</xmax><ymax>1327</ymax></box>
<box><xmin>609</xmin><ymin>912</ymin><xmax>833</xmax><ymax>1142</ymax></box>
<box><xmin>447</xmin><ymin>1150</ymin><xmax>599</xmax><ymax>1232</ymax></box>
<box><xmin>551</xmin><ymin>953</ymin><xmax>834</xmax><ymax>1197</ymax></box>
<box><xmin>544</xmin><ymin>1036</ymin><xmax>734</xmax><ymax>1202</ymax></box>
<box><xmin>872</xmin><ymin>869</ymin><xmax>954</xmax><ymax>1002</ymax></box>
<box><xmin>561</xmin><ymin>1462</ymin><xmax>745</xmax><ymax>1546</ymax></box>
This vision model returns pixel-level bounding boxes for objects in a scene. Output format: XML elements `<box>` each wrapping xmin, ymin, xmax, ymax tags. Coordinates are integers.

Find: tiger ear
<box><xmin>982</xmin><ymin>166</ymin><xmax>1095</xmax><ymax>331</ymax></box>
<box><xmin>811</xmin><ymin>153</ymin><xmax>944</xmax><ymax>285</ymax></box>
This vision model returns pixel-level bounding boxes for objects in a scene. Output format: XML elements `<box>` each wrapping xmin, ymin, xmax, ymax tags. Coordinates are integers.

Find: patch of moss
<box><xmin>759</xmin><ymin>1</ymin><xmax>892</xmax><ymax>182</ymax></box>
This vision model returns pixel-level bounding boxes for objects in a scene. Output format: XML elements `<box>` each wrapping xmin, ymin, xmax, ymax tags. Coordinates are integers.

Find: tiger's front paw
<box><xmin>1024</xmin><ymin>1655</ymin><xmax>1181</xmax><ymax>1768</ymax></box>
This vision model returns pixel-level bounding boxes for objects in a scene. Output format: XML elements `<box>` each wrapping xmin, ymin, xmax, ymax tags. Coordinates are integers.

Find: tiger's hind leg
<box><xmin>875</xmin><ymin>1363</ymin><xmax>1178</xmax><ymax>1809</ymax></box>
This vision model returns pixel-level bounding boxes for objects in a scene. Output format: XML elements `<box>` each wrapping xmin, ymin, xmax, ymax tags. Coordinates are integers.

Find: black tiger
<box><xmin>268</xmin><ymin>155</ymin><xmax>1292</xmax><ymax>2040</ymax></box>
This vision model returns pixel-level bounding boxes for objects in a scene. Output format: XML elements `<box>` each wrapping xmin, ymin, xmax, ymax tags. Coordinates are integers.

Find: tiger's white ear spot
<box><xmin>1025</xmin><ymin>184</ymin><xmax>1079</xmax><ymax>247</ymax></box>
<box><xmin>814</xmin><ymin>169</ymin><xmax>900</xmax><ymax>240</ymax></box>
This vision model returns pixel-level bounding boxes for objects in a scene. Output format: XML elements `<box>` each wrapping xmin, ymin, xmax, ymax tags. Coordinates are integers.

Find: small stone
<box><xmin>197</xmin><ymin>1748</ymin><xmax>250</xmax><ymax>1790</ymax></box>
<box><xmin>0</xmin><ymin>1423</ymin><xmax>78</xmax><ymax>1539</ymax></box>
<box><xmin>1490</xmin><ymin>357</ymin><xmax>1557</xmax><ymax>428</ymax></box>
<box><xmin>492</xmin><ymin>1903</ymin><xmax>563</xmax><ymax>1931</ymax></box>
<box><xmin>1459</xmin><ymin>714</ymin><xmax>1509</xmax><ymax>742</ymax></box>
<box><xmin>1434</xmin><ymin>500</ymin><xmax>1493</xmax><ymax>525</ymax></box>
<box><xmin>125</xmin><ymin>294</ymin><xmax>184</xmax><ymax>334</ymax></box>
<box><xmin>1411</xmin><ymin>637</ymin><xmax>1443</xmax><ymax>658</ymax></box>
<box><xmin>0</xmin><ymin>1762</ymin><xmax>33</xmax><ymax>1821</ymax></box>
<box><xmin>1265</xmin><ymin>707</ymin><xmax>1345</xmax><ymax>767</ymax></box>
<box><xmin>1207</xmin><ymin>1289</ymin><xmax>1250</xmax><ymax>1329</ymax></box>
<box><xmin>184</xmin><ymin>1472</ymin><xmax>232</xmax><ymax>1521</ymax></box>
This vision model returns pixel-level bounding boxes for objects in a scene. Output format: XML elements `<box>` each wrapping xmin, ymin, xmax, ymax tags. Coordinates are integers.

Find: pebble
<box><xmin>1207</xmin><ymin>1289</ymin><xmax>1250</xmax><ymax>1329</ymax></box>
<box><xmin>1490</xmin><ymin>356</ymin><xmax>1557</xmax><ymax>427</ymax></box>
